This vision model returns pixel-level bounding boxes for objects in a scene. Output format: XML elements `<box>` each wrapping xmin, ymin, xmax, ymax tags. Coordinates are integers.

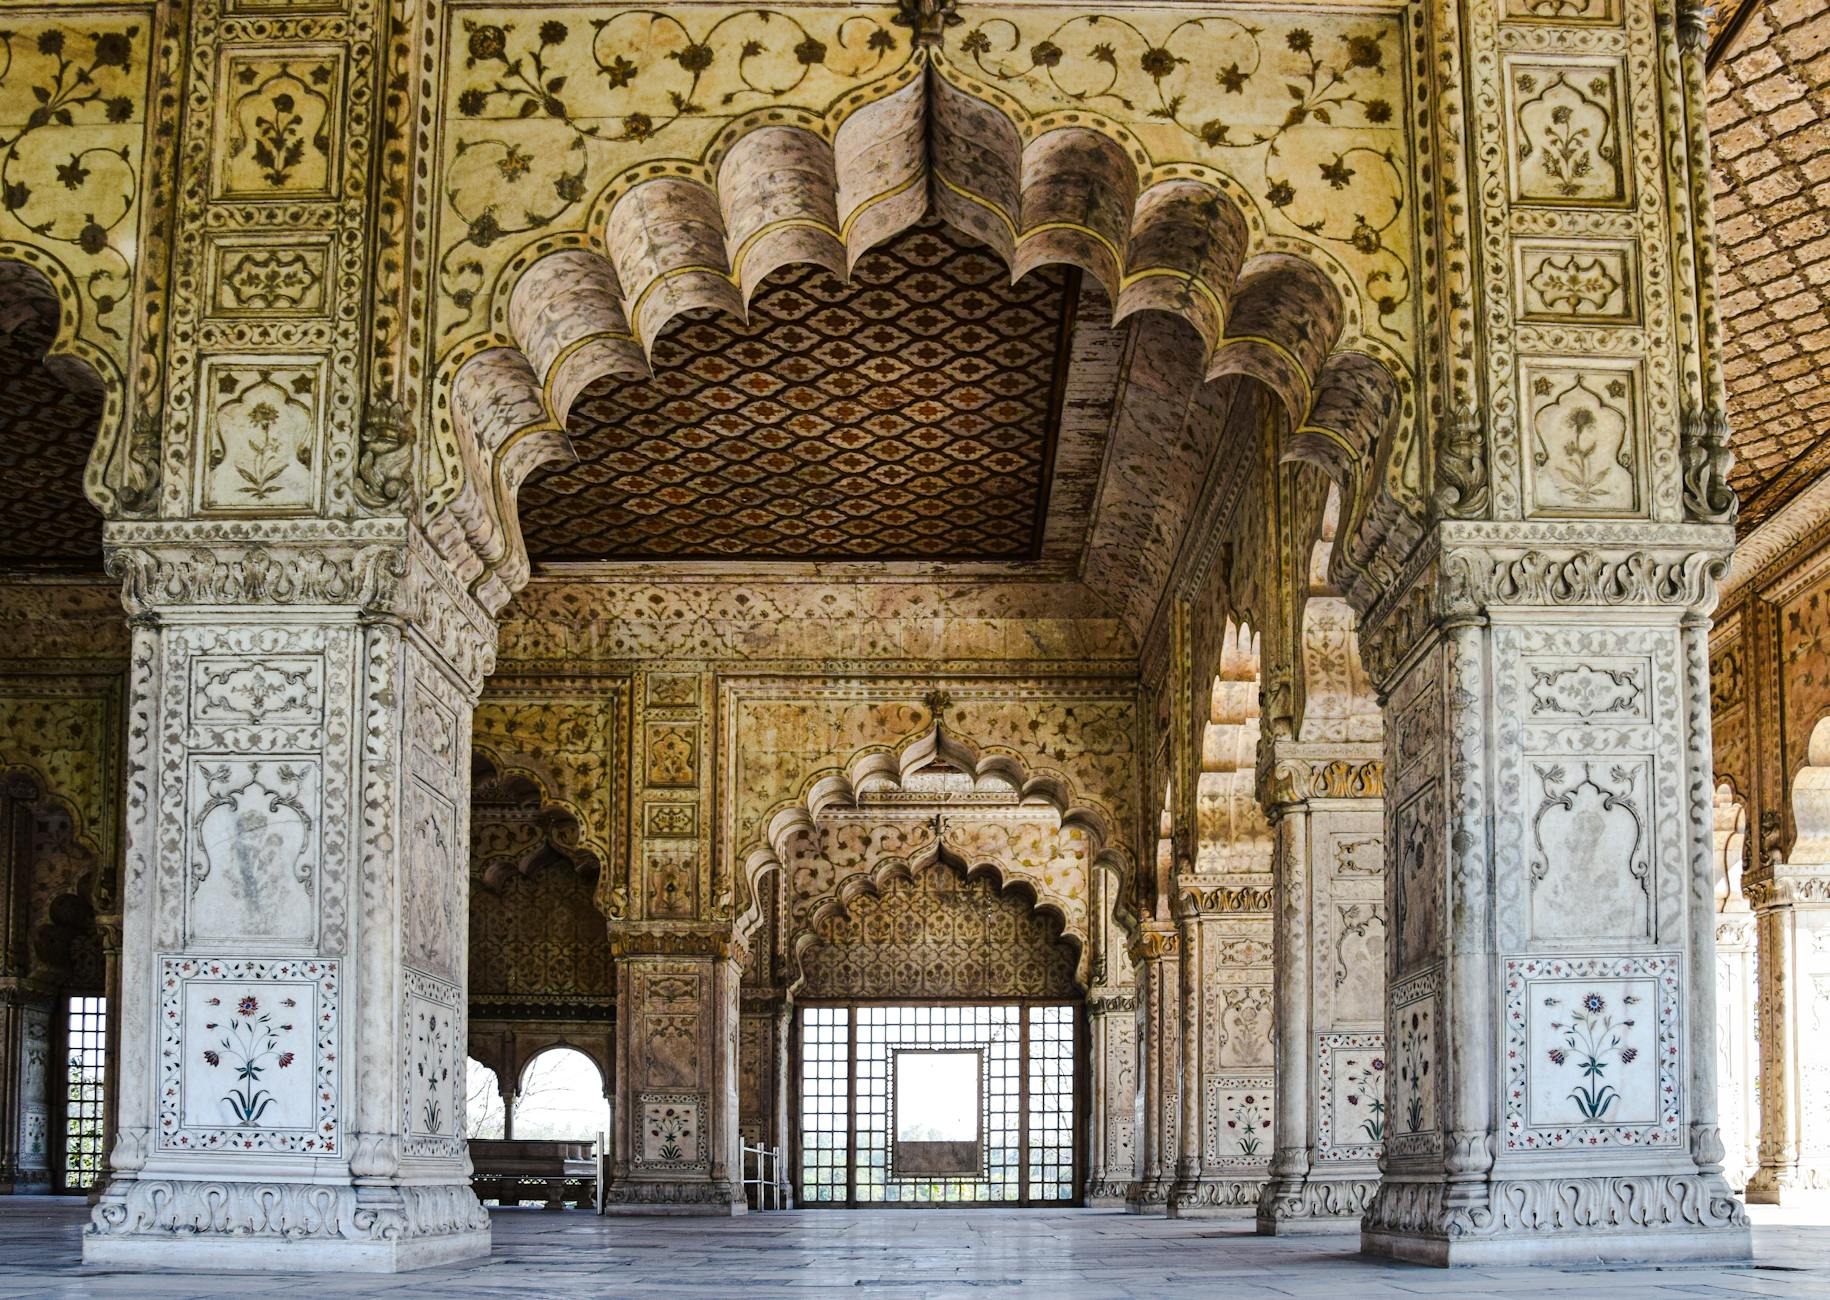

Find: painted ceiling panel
<box><xmin>518</xmin><ymin>218</ymin><xmax>1075</xmax><ymax>562</ymax></box>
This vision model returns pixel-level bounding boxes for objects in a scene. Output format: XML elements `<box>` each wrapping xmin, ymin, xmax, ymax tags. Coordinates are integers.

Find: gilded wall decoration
<box><xmin>421</xmin><ymin>2</ymin><xmax>1419</xmax><ymax>604</ymax></box>
<box><xmin>0</xmin><ymin>15</ymin><xmax>151</xmax><ymax>513</ymax></box>
<box><xmin>472</xmin><ymin>681</ymin><xmax>625</xmax><ymax>901</ymax></box>
<box><xmin>212</xmin><ymin>49</ymin><xmax>342</xmax><ymax>201</ymax></box>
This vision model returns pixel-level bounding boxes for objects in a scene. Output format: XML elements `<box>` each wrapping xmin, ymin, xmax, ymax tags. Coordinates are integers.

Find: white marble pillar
<box><xmin>1168</xmin><ymin>886</ymin><xmax>1275</xmax><ymax>1216</ymax></box>
<box><xmin>1356</xmin><ymin>534</ymin><xmax>1749</xmax><ymax>1265</ymax></box>
<box><xmin>1125</xmin><ymin>922</ymin><xmax>1178</xmax><ymax>1213</ymax></box>
<box><xmin>1257</xmin><ymin>748</ymin><xmax>1385</xmax><ymax>1232</ymax></box>
<box><xmin>603</xmin><ymin>936</ymin><xmax>745</xmax><ymax>1214</ymax></box>
<box><xmin>84</xmin><ymin>533</ymin><xmax>496</xmax><ymax>1270</ymax></box>
<box><xmin>1747</xmin><ymin>735</ymin><xmax>1830</xmax><ymax>1207</ymax></box>
<box><xmin>1085</xmin><ymin>990</ymin><xmax>1138</xmax><ymax>1204</ymax></box>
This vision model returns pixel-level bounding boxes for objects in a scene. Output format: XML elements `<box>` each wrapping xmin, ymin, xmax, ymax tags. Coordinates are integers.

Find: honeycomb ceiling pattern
<box><xmin>0</xmin><ymin>268</ymin><xmax>104</xmax><ymax>565</ymax></box>
<box><xmin>520</xmin><ymin>218</ymin><xmax>1074</xmax><ymax>562</ymax></box>
<box><xmin>1709</xmin><ymin>0</ymin><xmax>1830</xmax><ymax>534</ymax></box>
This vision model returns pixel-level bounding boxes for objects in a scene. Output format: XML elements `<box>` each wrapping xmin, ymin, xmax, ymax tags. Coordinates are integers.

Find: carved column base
<box><xmin>83</xmin><ymin>1175</ymin><xmax>491</xmax><ymax>1272</ymax></box>
<box><xmin>601</xmin><ymin>1177</ymin><xmax>744</xmax><ymax>1215</ymax></box>
<box><xmin>1744</xmin><ymin>1165</ymin><xmax>1830</xmax><ymax>1207</ymax></box>
<box><xmin>1165</xmin><ymin>1173</ymin><xmax>1268</xmax><ymax>1218</ymax></box>
<box><xmin>1254</xmin><ymin>1170</ymin><xmax>1377</xmax><ymax>1234</ymax></box>
<box><xmin>1084</xmin><ymin>1177</ymin><xmax>1133</xmax><ymax>1206</ymax></box>
<box><xmin>1360</xmin><ymin>1173</ymin><xmax>1750</xmax><ymax>1266</ymax></box>
<box><xmin>1125</xmin><ymin>1173</ymin><xmax>1170</xmax><ymax>1213</ymax></box>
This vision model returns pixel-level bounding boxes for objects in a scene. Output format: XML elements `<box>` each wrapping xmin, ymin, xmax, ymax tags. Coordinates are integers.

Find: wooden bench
<box><xmin>468</xmin><ymin>1138</ymin><xmax>598</xmax><ymax>1210</ymax></box>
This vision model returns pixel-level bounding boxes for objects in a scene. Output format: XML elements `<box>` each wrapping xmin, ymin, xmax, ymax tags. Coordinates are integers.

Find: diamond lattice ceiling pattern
<box><xmin>519</xmin><ymin>218</ymin><xmax>1074</xmax><ymax>562</ymax></box>
<box><xmin>1709</xmin><ymin>0</ymin><xmax>1830</xmax><ymax>535</ymax></box>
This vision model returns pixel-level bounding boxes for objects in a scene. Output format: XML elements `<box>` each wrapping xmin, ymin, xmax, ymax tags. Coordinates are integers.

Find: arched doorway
<box><xmin>792</xmin><ymin>854</ymin><xmax>1082</xmax><ymax>1206</ymax></box>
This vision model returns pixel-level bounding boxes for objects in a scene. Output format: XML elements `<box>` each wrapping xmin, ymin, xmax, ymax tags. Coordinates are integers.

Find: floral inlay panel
<box><xmin>1314</xmin><ymin>1030</ymin><xmax>1385</xmax><ymax>1163</ymax></box>
<box><xmin>1503</xmin><ymin>953</ymin><xmax>1682</xmax><ymax>1150</ymax></box>
<box><xmin>635</xmin><ymin>1090</ymin><xmax>706</xmax><ymax>1171</ymax></box>
<box><xmin>403</xmin><ymin>969</ymin><xmax>464</xmax><ymax>1159</ymax></box>
<box><xmin>1386</xmin><ymin>967</ymin><xmax>1438</xmax><ymax>1159</ymax></box>
<box><xmin>1202</xmin><ymin>1072</ymin><xmax>1274</xmax><ymax>1168</ymax></box>
<box><xmin>157</xmin><ymin>956</ymin><xmax>339</xmax><ymax>1155</ymax></box>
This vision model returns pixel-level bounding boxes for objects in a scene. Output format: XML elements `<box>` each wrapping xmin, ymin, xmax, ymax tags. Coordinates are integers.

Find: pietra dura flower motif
<box><xmin>200</xmin><ymin>994</ymin><xmax>296</xmax><ymax>1125</ymax></box>
<box><xmin>159</xmin><ymin>958</ymin><xmax>339</xmax><ymax>1155</ymax></box>
<box><xmin>1505</xmin><ymin>956</ymin><xmax>1681</xmax><ymax>1150</ymax></box>
<box><xmin>1543</xmin><ymin>990</ymin><xmax>1639</xmax><ymax>1120</ymax></box>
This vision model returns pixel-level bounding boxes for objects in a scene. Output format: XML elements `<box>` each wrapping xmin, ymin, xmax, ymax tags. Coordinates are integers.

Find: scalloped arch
<box><xmin>430</xmin><ymin>71</ymin><xmax>1410</xmax><ymax>608</ymax></box>
<box><xmin>0</xmin><ymin>252</ymin><xmax>132</xmax><ymax>521</ymax></box>
<box><xmin>470</xmin><ymin>746</ymin><xmax>605</xmax><ymax>892</ymax></box>
<box><xmin>738</xmin><ymin>718</ymin><xmax>1126</xmax><ymax>953</ymax></box>
<box><xmin>786</xmin><ymin>843</ymin><xmax>1086</xmax><ymax>998</ymax></box>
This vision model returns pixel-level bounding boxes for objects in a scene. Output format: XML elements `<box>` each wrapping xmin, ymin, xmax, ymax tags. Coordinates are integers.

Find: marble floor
<box><xmin>4</xmin><ymin>1201</ymin><xmax>1830</xmax><ymax>1299</ymax></box>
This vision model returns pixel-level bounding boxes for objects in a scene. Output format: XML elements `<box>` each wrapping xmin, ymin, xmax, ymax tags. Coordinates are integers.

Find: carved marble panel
<box><xmin>185</xmin><ymin>757</ymin><xmax>319</xmax><ymax>948</ymax></box>
<box><xmin>193</xmin><ymin>356</ymin><xmax>329</xmax><ymax>516</ymax></box>
<box><xmin>1502</xmin><ymin>0</ymin><xmax>1621</xmax><ymax>23</ymax></box>
<box><xmin>1504</xmin><ymin>57</ymin><xmax>1631</xmax><ymax>207</ymax></box>
<box><xmin>1393</xmin><ymin>788</ymin><xmax>1439</xmax><ymax>978</ymax></box>
<box><xmin>643</xmin><ymin>844</ymin><xmax>698</xmax><ymax>920</ymax></box>
<box><xmin>211</xmin><ymin>47</ymin><xmax>344</xmax><ymax>200</ymax></box>
<box><xmin>1526</xmin><ymin>757</ymin><xmax>1653</xmax><ymax>942</ymax></box>
<box><xmin>645</xmin><ymin>722</ymin><xmax>697</xmax><ymax>788</ymax></box>
<box><xmin>636</xmin><ymin>966</ymin><xmax>703</xmax><ymax>1091</ymax></box>
<box><xmin>1520</xmin><ymin>358</ymin><xmax>1645</xmax><ymax>518</ymax></box>
<box><xmin>204</xmin><ymin>235</ymin><xmax>335</xmax><ymax>321</ymax></box>
<box><xmin>189</xmin><ymin>656</ymin><xmax>324</xmax><ymax>727</ymax></box>
<box><xmin>1503</xmin><ymin>953</ymin><xmax>1682</xmax><ymax>1150</ymax></box>
<box><xmin>157</xmin><ymin>956</ymin><xmax>339</xmax><ymax>1155</ymax></box>
<box><xmin>1514</xmin><ymin>239</ymin><xmax>1638</xmax><ymax>325</ymax></box>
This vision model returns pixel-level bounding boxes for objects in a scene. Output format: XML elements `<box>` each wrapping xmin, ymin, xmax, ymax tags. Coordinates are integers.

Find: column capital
<box><xmin>101</xmin><ymin>520</ymin><xmax>497</xmax><ymax>693</ymax></box>
<box><xmin>1747</xmin><ymin>865</ymin><xmax>1830</xmax><ymax>911</ymax></box>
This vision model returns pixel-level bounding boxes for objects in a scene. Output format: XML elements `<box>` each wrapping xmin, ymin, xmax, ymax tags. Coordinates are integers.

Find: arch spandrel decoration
<box><xmin>725</xmin><ymin>686</ymin><xmax>1133</xmax><ymax>949</ymax></box>
<box><xmin>0</xmin><ymin>16</ymin><xmax>156</xmax><ymax>517</ymax></box>
<box><xmin>424</xmin><ymin>3</ymin><xmax>1422</xmax><ymax>604</ymax></box>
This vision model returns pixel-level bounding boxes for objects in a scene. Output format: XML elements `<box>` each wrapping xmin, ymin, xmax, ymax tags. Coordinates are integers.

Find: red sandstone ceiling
<box><xmin>518</xmin><ymin>218</ymin><xmax>1078</xmax><ymax>563</ymax></box>
<box><xmin>1709</xmin><ymin>0</ymin><xmax>1830</xmax><ymax>535</ymax></box>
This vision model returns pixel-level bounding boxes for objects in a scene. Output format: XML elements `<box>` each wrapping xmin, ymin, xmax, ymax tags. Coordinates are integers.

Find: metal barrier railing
<box><xmin>741</xmin><ymin>1142</ymin><xmax>787</xmax><ymax>1210</ymax></box>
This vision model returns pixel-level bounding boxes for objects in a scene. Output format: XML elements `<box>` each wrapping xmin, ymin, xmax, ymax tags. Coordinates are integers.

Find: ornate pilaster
<box><xmin>84</xmin><ymin>531</ymin><xmax>497</xmax><ymax>1270</ymax></box>
<box><xmin>1745</xmin><ymin>855</ymin><xmax>1830</xmax><ymax>1205</ymax></box>
<box><xmin>603</xmin><ymin>926</ymin><xmax>745</xmax><ymax>1215</ymax></box>
<box><xmin>1355</xmin><ymin>532</ymin><xmax>1748</xmax><ymax>1264</ymax></box>
<box><xmin>1125</xmin><ymin>921</ymin><xmax>1178</xmax><ymax>1213</ymax></box>
<box><xmin>1167</xmin><ymin>882</ymin><xmax>1275</xmax><ymax>1217</ymax></box>
<box><xmin>1256</xmin><ymin>750</ymin><xmax>1385</xmax><ymax>1234</ymax></box>
<box><xmin>1085</xmin><ymin>989</ymin><xmax>1138</xmax><ymax>1204</ymax></box>
<box><xmin>0</xmin><ymin>985</ymin><xmax>52</xmax><ymax>1194</ymax></box>
<box><xmin>1714</xmin><ymin>900</ymin><xmax>1757</xmax><ymax>1194</ymax></box>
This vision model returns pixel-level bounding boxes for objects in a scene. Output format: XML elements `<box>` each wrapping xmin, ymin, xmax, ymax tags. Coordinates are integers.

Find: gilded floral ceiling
<box><xmin>518</xmin><ymin>218</ymin><xmax>1077</xmax><ymax>562</ymax></box>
